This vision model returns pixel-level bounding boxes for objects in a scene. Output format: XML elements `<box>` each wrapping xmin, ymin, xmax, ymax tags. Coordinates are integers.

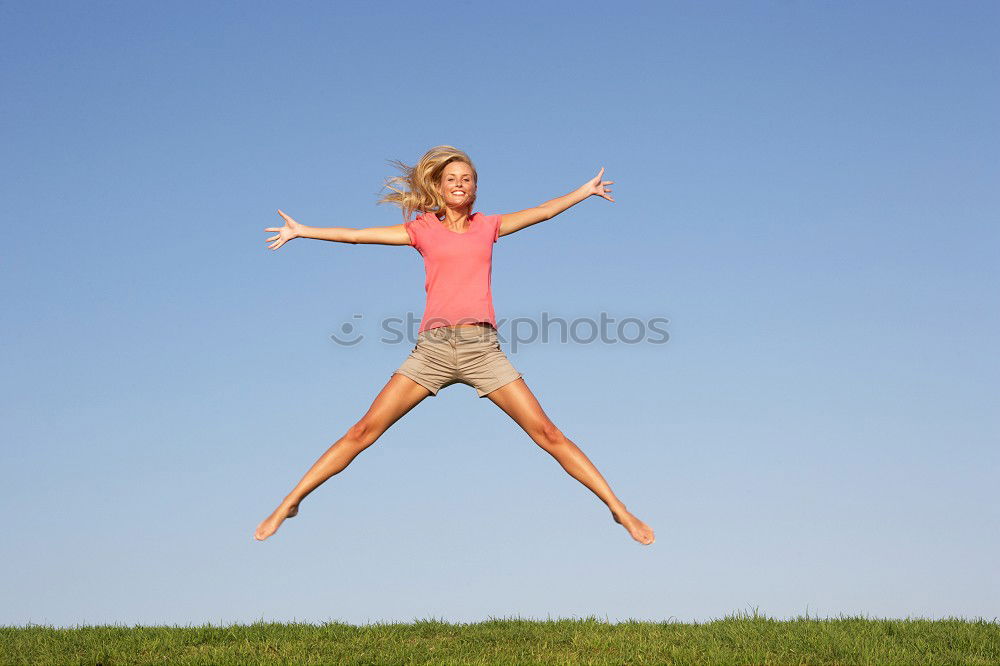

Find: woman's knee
<box><xmin>345</xmin><ymin>420</ymin><xmax>378</xmax><ymax>446</ymax></box>
<box><xmin>532</xmin><ymin>420</ymin><xmax>565</xmax><ymax>448</ymax></box>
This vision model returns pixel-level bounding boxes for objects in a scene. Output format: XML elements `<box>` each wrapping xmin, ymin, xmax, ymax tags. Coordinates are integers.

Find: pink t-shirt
<box><xmin>404</xmin><ymin>211</ymin><xmax>502</xmax><ymax>333</ymax></box>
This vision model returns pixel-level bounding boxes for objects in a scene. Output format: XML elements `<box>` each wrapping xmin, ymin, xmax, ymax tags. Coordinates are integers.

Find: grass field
<box><xmin>3</xmin><ymin>612</ymin><xmax>998</xmax><ymax>665</ymax></box>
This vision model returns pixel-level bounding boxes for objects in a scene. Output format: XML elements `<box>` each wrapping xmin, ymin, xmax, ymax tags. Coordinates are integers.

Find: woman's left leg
<box><xmin>485</xmin><ymin>378</ymin><xmax>655</xmax><ymax>545</ymax></box>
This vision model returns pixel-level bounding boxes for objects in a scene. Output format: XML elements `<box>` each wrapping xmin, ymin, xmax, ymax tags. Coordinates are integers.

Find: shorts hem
<box><xmin>392</xmin><ymin>370</ymin><xmax>440</xmax><ymax>396</ymax></box>
<box><xmin>476</xmin><ymin>372</ymin><xmax>524</xmax><ymax>398</ymax></box>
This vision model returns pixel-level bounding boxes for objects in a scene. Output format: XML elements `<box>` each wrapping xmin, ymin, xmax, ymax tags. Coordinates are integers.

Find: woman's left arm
<box><xmin>499</xmin><ymin>167</ymin><xmax>614</xmax><ymax>238</ymax></box>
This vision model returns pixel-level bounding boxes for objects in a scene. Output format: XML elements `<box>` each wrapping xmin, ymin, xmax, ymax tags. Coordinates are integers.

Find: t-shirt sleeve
<box><xmin>403</xmin><ymin>218</ymin><xmax>421</xmax><ymax>252</ymax></box>
<box><xmin>490</xmin><ymin>214</ymin><xmax>502</xmax><ymax>243</ymax></box>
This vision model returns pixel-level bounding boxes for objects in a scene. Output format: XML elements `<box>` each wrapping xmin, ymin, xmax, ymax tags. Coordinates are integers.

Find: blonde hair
<box><xmin>378</xmin><ymin>145</ymin><xmax>478</xmax><ymax>221</ymax></box>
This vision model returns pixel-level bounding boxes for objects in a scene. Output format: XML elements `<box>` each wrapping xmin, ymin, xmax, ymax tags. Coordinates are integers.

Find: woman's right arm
<box><xmin>265</xmin><ymin>209</ymin><xmax>411</xmax><ymax>250</ymax></box>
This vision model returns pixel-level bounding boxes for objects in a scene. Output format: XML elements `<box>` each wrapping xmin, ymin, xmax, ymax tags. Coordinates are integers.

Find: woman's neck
<box><xmin>437</xmin><ymin>207</ymin><xmax>472</xmax><ymax>229</ymax></box>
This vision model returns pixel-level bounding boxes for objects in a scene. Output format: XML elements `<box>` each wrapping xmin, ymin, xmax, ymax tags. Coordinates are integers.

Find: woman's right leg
<box><xmin>253</xmin><ymin>373</ymin><xmax>433</xmax><ymax>541</ymax></box>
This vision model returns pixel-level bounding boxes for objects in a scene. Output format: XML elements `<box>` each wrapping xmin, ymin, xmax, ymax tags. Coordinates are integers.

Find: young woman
<box><xmin>255</xmin><ymin>146</ymin><xmax>654</xmax><ymax>545</ymax></box>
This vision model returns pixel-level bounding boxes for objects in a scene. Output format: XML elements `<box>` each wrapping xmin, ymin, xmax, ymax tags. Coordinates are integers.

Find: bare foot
<box><xmin>611</xmin><ymin>507</ymin><xmax>655</xmax><ymax>545</ymax></box>
<box><xmin>253</xmin><ymin>502</ymin><xmax>299</xmax><ymax>541</ymax></box>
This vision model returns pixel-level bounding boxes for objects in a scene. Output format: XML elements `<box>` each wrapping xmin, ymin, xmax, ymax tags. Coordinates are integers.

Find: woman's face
<box><xmin>438</xmin><ymin>161</ymin><xmax>477</xmax><ymax>210</ymax></box>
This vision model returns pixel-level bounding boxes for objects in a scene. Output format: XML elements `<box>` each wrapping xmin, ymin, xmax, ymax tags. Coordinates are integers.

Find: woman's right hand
<box><xmin>264</xmin><ymin>209</ymin><xmax>303</xmax><ymax>250</ymax></box>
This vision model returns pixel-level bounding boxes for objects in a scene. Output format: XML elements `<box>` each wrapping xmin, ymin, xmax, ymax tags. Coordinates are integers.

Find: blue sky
<box><xmin>2</xmin><ymin>1</ymin><xmax>997</xmax><ymax>626</ymax></box>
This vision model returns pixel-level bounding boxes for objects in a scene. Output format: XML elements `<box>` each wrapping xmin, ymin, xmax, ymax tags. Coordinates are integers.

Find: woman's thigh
<box><xmin>483</xmin><ymin>378</ymin><xmax>561</xmax><ymax>444</ymax></box>
<box><xmin>353</xmin><ymin>372</ymin><xmax>433</xmax><ymax>440</ymax></box>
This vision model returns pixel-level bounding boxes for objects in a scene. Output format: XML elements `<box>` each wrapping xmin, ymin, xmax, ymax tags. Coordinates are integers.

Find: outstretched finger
<box><xmin>266</xmin><ymin>235</ymin><xmax>279</xmax><ymax>242</ymax></box>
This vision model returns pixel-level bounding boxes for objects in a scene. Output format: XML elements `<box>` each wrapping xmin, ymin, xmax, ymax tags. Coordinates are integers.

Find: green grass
<box><xmin>2</xmin><ymin>612</ymin><xmax>998</xmax><ymax>665</ymax></box>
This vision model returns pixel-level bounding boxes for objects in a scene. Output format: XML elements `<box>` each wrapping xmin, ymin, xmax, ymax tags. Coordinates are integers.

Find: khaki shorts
<box><xmin>392</xmin><ymin>325</ymin><xmax>523</xmax><ymax>398</ymax></box>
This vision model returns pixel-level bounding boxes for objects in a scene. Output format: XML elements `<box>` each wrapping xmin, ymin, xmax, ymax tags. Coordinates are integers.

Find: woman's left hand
<box><xmin>584</xmin><ymin>167</ymin><xmax>615</xmax><ymax>202</ymax></box>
